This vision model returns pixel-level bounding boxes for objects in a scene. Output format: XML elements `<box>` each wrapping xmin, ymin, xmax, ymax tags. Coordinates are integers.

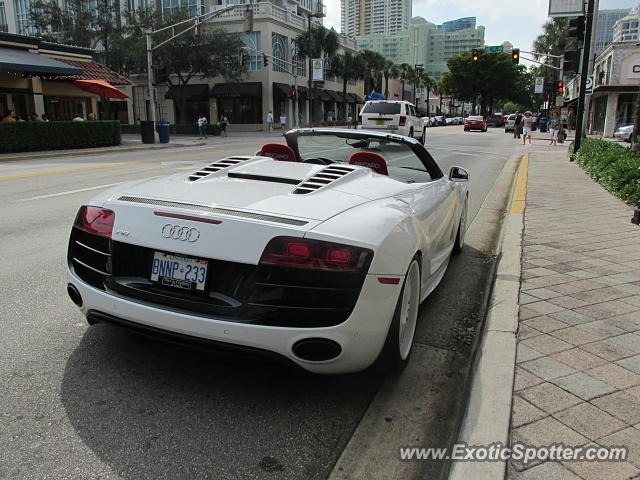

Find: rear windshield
<box><xmin>468</xmin><ymin>116</ymin><xmax>483</xmax><ymax>121</ymax></box>
<box><xmin>508</xmin><ymin>114</ymin><xmax>516</xmax><ymax>120</ymax></box>
<box><xmin>362</xmin><ymin>103</ymin><xmax>402</xmax><ymax>114</ymax></box>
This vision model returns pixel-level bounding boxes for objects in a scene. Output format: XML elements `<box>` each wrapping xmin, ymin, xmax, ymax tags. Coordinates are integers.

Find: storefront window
<box><xmin>216</xmin><ymin>96</ymin><xmax>262</xmax><ymax>124</ymax></box>
<box><xmin>242</xmin><ymin>31</ymin><xmax>262</xmax><ymax>71</ymax></box>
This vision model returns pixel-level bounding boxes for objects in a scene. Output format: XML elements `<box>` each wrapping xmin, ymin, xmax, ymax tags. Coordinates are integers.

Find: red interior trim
<box><xmin>154</xmin><ymin>211</ymin><xmax>222</xmax><ymax>224</ymax></box>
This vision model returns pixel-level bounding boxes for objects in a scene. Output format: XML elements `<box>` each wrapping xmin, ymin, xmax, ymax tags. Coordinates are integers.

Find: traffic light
<box><xmin>239</xmin><ymin>50</ymin><xmax>247</xmax><ymax>66</ymax></box>
<box><xmin>568</xmin><ymin>16</ymin><xmax>585</xmax><ymax>42</ymax></box>
<box><xmin>512</xmin><ymin>48</ymin><xmax>520</xmax><ymax>64</ymax></box>
<box><xmin>556</xmin><ymin>80</ymin><xmax>564</xmax><ymax>94</ymax></box>
<box><xmin>290</xmin><ymin>85</ymin><xmax>297</xmax><ymax>98</ymax></box>
<box><xmin>263</xmin><ymin>53</ymin><xmax>269</xmax><ymax>67</ymax></box>
<box><xmin>472</xmin><ymin>49</ymin><xmax>479</xmax><ymax>62</ymax></box>
<box><xmin>564</xmin><ymin>50</ymin><xmax>580</xmax><ymax>72</ymax></box>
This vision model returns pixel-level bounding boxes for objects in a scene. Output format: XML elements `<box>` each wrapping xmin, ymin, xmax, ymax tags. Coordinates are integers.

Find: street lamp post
<box><xmin>307</xmin><ymin>2</ymin><xmax>325</xmax><ymax>127</ymax></box>
<box><xmin>414</xmin><ymin>64</ymin><xmax>424</xmax><ymax>107</ymax></box>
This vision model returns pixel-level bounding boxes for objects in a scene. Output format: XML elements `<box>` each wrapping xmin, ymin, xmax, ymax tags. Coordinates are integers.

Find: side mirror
<box><xmin>449</xmin><ymin>166</ymin><xmax>469</xmax><ymax>182</ymax></box>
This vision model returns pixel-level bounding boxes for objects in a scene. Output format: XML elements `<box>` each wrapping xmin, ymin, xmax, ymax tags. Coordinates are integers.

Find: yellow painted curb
<box><xmin>510</xmin><ymin>153</ymin><xmax>529</xmax><ymax>214</ymax></box>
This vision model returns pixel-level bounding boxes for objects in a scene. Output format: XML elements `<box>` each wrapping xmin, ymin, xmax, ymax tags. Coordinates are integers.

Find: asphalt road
<box><xmin>0</xmin><ymin>126</ymin><xmax>524</xmax><ymax>480</ymax></box>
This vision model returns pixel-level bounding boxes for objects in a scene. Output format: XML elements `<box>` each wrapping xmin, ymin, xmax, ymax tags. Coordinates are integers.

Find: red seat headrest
<box><xmin>348</xmin><ymin>152</ymin><xmax>388</xmax><ymax>176</ymax></box>
<box><xmin>259</xmin><ymin>143</ymin><xmax>297</xmax><ymax>162</ymax></box>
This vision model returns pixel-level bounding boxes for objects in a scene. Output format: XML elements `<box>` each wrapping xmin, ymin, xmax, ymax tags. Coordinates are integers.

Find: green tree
<box><xmin>330</xmin><ymin>52</ymin><xmax>365</xmax><ymax>101</ymax></box>
<box><xmin>382</xmin><ymin>58</ymin><xmax>399</xmax><ymax>99</ymax></box>
<box><xmin>533</xmin><ymin>18</ymin><xmax>577</xmax><ymax>60</ymax></box>
<box><xmin>295</xmin><ymin>25</ymin><xmax>339</xmax><ymax>59</ymax></box>
<box><xmin>360</xmin><ymin>50</ymin><xmax>386</xmax><ymax>95</ymax></box>
<box><xmin>440</xmin><ymin>51</ymin><xmax>533</xmax><ymax>115</ymax></box>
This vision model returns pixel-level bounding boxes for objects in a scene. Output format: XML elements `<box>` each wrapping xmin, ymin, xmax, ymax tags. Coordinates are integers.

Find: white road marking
<box><xmin>13</xmin><ymin>182</ymin><xmax>125</xmax><ymax>202</ymax></box>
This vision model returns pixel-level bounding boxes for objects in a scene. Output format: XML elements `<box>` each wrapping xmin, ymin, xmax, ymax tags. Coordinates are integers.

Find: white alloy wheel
<box><xmin>398</xmin><ymin>260</ymin><xmax>420</xmax><ymax>360</ymax></box>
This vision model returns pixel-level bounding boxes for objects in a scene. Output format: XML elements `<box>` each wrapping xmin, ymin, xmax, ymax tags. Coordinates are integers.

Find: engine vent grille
<box><xmin>292</xmin><ymin>165</ymin><xmax>356</xmax><ymax>195</ymax></box>
<box><xmin>187</xmin><ymin>156</ymin><xmax>250</xmax><ymax>182</ymax></box>
<box><xmin>116</xmin><ymin>196</ymin><xmax>308</xmax><ymax>226</ymax></box>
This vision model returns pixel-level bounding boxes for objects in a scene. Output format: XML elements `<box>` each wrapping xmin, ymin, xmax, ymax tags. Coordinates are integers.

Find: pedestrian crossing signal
<box><xmin>263</xmin><ymin>53</ymin><xmax>269</xmax><ymax>67</ymax></box>
<box><xmin>512</xmin><ymin>48</ymin><xmax>520</xmax><ymax>64</ymax></box>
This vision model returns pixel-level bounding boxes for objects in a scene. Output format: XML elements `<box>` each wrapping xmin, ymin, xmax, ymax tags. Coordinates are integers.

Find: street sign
<box><xmin>556</xmin><ymin>95</ymin><xmax>565</xmax><ymax>107</ymax></box>
<box><xmin>534</xmin><ymin>77</ymin><xmax>545</xmax><ymax>94</ymax></box>
<box><xmin>585</xmin><ymin>75</ymin><xmax>594</xmax><ymax>95</ymax></box>
<box><xmin>485</xmin><ymin>45</ymin><xmax>503</xmax><ymax>54</ymax></box>
<box><xmin>548</xmin><ymin>0</ymin><xmax>584</xmax><ymax>17</ymax></box>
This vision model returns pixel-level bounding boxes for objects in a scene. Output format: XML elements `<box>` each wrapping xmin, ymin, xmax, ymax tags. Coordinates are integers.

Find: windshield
<box><xmin>362</xmin><ymin>103</ymin><xmax>402</xmax><ymax>114</ymax></box>
<box><xmin>294</xmin><ymin>133</ymin><xmax>435</xmax><ymax>183</ymax></box>
<box><xmin>468</xmin><ymin>116</ymin><xmax>483</xmax><ymax>121</ymax></box>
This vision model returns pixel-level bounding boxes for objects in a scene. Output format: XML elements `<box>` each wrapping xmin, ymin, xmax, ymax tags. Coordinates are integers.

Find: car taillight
<box><xmin>260</xmin><ymin>236</ymin><xmax>373</xmax><ymax>272</ymax></box>
<box><xmin>399</xmin><ymin>116</ymin><xmax>406</xmax><ymax>126</ymax></box>
<box><xmin>74</xmin><ymin>206</ymin><xmax>115</xmax><ymax>237</ymax></box>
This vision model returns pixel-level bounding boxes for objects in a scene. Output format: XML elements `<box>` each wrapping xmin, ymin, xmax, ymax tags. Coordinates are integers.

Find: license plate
<box><xmin>151</xmin><ymin>252</ymin><xmax>208</xmax><ymax>291</ymax></box>
<box><xmin>376</xmin><ymin>119</ymin><xmax>385</xmax><ymax>125</ymax></box>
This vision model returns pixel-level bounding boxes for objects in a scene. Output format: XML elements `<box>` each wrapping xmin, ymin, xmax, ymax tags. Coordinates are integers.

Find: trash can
<box><xmin>156</xmin><ymin>122</ymin><xmax>170</xmax><ymax>144</ymax></box>
<box><xmin>538</xmin><ymin>117</ymin><xmax>549</xmax><ymax>133</ymax></box>
<box><xmin>141</xmin><ymin>121</ymin><xmax>155</xmax><ymax>144</ymax></box>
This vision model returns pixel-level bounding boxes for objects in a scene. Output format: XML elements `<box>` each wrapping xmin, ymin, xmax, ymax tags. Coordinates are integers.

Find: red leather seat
<box><xmin>259</xmin><ymin>143</ymin><xmax>298</xmax><ymax>162</ymax></box>
<box><xmin>348</xmin><ymin>152</ymin><xmax>389</xmax><ymax>176</ymax></box>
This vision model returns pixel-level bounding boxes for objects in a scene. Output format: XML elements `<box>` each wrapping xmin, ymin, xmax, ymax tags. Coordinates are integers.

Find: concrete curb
<box><xmin>448</xmin><ymin>154</ymin><xmax>528</xmax><ymax>479</ymax></box>
<box><xmin>0</xmin><ymin>142</ymin><xmax>205</xmax><ymax>162</ymax></box>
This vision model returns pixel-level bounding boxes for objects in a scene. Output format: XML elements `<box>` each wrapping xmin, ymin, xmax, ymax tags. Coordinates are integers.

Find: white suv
<box><xmin>359</xmin><ymin>100</ymin><xmax>424</xmax><ymax>143</ymax></box>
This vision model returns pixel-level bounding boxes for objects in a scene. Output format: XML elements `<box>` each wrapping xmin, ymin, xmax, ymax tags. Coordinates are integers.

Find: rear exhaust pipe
<box><xmin>67</xmin><ymin>283</ymin><xmax>83</xmax><ymax>307</ymax></box>
<box><xmin>292</xmin><ymin>338</ymin><xmax>342</xmax><ymax>362</ymax></box>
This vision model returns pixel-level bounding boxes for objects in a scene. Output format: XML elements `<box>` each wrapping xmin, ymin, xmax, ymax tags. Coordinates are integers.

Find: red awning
<box><xmin>73</xmin><ymin>79</ymin><xmax>128</xmax><ymax>99</ymax></box>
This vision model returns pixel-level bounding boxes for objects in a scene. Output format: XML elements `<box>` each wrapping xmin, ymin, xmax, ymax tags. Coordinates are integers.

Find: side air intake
<box><xmin>292</xmin><ymin>165</ymin><xmax>356</xmax><ymax>195</ymax></box>
<box><xmin>187</xmin><ymin>157</ymin><xmax>250</xmax><ymax>182</ymax></box>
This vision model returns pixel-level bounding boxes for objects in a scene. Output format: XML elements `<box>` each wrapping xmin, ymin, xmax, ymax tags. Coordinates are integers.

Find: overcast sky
<box><xmin>323</xmin><ymin>0</ymin><xmax>637</xmax><ymax>67</ymax></box>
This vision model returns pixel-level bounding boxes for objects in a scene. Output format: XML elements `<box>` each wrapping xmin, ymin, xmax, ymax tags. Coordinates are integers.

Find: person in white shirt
<box><xmin>280</xmin><ymin>114</ymin><xmax>286</xmax><ymax>130</ymax></box>
<box><xmin>197</xmin><ymin>114</ymin><xmax>208</xmax><ymax>139</ymax></box>
<box><xmin>266</xmin><ymin>111</ymin><xmax>274</xmax><ymax>132</ymax></box>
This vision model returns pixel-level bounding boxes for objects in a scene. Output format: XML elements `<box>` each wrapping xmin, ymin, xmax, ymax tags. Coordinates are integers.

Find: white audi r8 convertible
<box><xmin>67</xmin><ymin>128</ymin><xmax>469</xmax><ymax>374</ymax></box>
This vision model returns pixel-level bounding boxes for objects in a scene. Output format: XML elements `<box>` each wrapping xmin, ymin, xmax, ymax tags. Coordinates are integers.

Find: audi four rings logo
<box><xmin>161</xmin><ymin>224</ymin><xmax>201</xmax><ymax>242</ymax></box>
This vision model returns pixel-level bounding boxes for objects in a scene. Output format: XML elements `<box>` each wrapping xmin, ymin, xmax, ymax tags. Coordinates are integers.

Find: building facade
<box><xmin>595</xmin><ymin>8</ymin><xmax>629</xmax><ymax>55</ymax></box>
<box><xmin>612</xmin><ymin>6</ymin><xmax>640</xmax><ymax>43</ymax></box>
<box><xmin>589</xmin><ymin>41</ymin><xmax>640</xmax><ymax>137</ymax></box>
<box><xmin>439</xmin><ymin>17</ymin><xmax>476</xmax><ymax>32</ymax></box>
<box><xmin>356</xmin><ymin>16</ymin><xmax>485</xmax><ymax>82</ymax></box>
<box><xmin>131</xmin><ymin>2</ymin><xmax>362</xmax><ymax>130</ymax></box>
<box><xmin>341</xmin><ymin>0</ymin><xmax>411</xmax><ymax>37</ymax></box>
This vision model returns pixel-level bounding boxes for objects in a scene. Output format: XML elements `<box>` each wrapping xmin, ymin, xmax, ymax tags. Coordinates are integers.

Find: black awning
<box><xmin>326</xmin><ymin>90</ymin><xmax>343</xmax><ymax>102</ymax></box>
<box><xmin>165</xmin><ymin>84</ymin><xmax>209</xmax><ymax>100</ymax></box>
<box><xmin>344</xmin><ymin>93</ymin><xmax>363</xmax><ymax>103</ymax></box>
<box><xmin>312</xmin><ymin>89</ymin><xmax>331</xmax><ymax>101</ymax></box>
<box><xmin>211</xmin><ymin>82</ymin><xmax>262</xmax><ymax>98</ymax></box>
<box><xmin>593</xmin><ymin>85</ymin><xmax>640</xmax><ymax>93</ymax></box>
<box><xmin>273</xmin><ymin>82</ymin><xmax>291</xmax><ymax>97</ymax></box>
<box><xmin>0</xmin><ymin>47</ymin><xmax>83</xmax><ymax>75</ymax></box>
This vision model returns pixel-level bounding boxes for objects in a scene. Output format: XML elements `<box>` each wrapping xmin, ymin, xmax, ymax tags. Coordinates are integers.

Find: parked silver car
<box><xmin>614</xmin><ymin>125</ymin><xmax>634</xmax><ymax>143</ymax></box>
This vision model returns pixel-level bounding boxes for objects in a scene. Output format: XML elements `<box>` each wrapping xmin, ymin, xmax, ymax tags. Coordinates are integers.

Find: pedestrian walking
<box><xmin>266</xmin><ymin>110</ymin><xmax>274</xmax><ymax>132</ymax></box>
<box><xmin>280</xmin><ymin>113</ymin><xmax>286</xmax><ymax>130</ymax></box>
<box><xmin>548</xmin><ymin>111</ymin><xmax>561</xmax><ymax>146</ymax></box>
<box><xmin>347</xmin><ymin>113</ymin><xmax>353</xmax><ymax>128</ymax></box>
<box><xmin>219</xmin><ymin>113</ymin><xmax>228</xmax><ymax>137</ymax></box>
<box><xmin>197</xmin><ymin>114</ymin><xmax>208</xmax><ymax>139</ymax></box>
<box><xmin>513</xmin><ymin>111</ymin><xmax>522</xmax><ymax>139</ymax></box>
<box><xmin>521</xmin><ymin>111</ymin><xmax>534</xmax><ymax>145</ymax></box>
<box><xmin>327</xmin><ymin>110</ymin><xmax>333</xmax><ymax>123</ymax></box>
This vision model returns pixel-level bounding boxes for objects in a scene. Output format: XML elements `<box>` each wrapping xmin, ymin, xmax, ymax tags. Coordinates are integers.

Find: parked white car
<box><xmin>359</xmin><ymin>100</ymin><xmax>424</xmax><ymax>143</ymax></box>
<box><xmin>66</xmin><ymin>128</ymin><xmax>469</xmax><ymax>374</ymax></box>
<box><xmin>614</xmin><ymin>125</ymin><xmax>634</xmax><ymax>142</ymax></box>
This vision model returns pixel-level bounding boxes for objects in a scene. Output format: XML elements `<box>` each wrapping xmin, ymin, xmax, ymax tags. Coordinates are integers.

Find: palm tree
<box><xmin>330</xmin><ymin>52</ymin><xmax>365</xmax><ymax>119</ymax></box>
<box><xmin>398</xmin><ymin>63</ymin><xmax>414</xmax><ymax>101</ymax></box>
<box><xmin>416</xmin><ymin>70</ymin><xmax>434</xmax><ymax>115</ymax></box>
<box><xmin>295</xmin><ymin>25</ymin><xmax>339</xmax><ymax>59</ymax></box>
<box><xmin>533</xmin><ymin>18</ymin><xmax>577</xmax><ymax>60</ymax></box>
<box><xmin>360</xmin><ymin>50</ymin><xmax>386</xmax><ymax>96</ymax></box>
<box><xmin>382</xmin><ymin>59</ymin><xmax>399</xmax><ymax>99</ymax></box>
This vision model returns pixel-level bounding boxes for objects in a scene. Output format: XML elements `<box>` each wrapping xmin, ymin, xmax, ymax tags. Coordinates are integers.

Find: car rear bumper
<box><xmin>68</xmin><ymin>269</ymin><xmax>403</xmax><ymax>374</ymax></box>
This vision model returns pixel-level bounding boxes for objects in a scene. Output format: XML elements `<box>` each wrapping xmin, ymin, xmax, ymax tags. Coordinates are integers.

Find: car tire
<box><xmin>628</xmin><ymin>134</ymin><xmax>632</xmax><ymax>143</ymax></box>
<box><xmin>464</xmin><ymin>128</ymin><xmax>468</xmax><ymax>132</ymax></box>
<box><xmin>453</xmin><ymin>196</ymin><xmax>468</xmax><ymax>255</ymax></box>
<box><xmin>375</xmin><ymin>257</ymin><xmax>421</xmax><ymax>372</ymax></box>
<box><xmin>409</xmin><ymin>127</ymin><xmax>414</xmax><ymax>138</ymax></box>
<box><xmin>421</xmin><ymin>128</ymin><xmax>427</xmax><ymax>145</ymax></box>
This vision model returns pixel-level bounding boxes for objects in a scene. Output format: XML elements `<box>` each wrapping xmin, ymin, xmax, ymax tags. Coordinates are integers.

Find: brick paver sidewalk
<box><xmin>507</xmin><ymin>150</ymin><xmax>640</xmax><ymax>479</ymax></box>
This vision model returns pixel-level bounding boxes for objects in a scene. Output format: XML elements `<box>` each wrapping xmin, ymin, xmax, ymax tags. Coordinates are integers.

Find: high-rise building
<box><xmin>356</xmin><ymin>16</ymin><xmax>485</xmax><ymax>81</ymax></box>
<box><xmin>439</xmin><ymin>17</ymin><xmax>476</xmax><ymax>32</ymax></box>
<box><xmin>595</xmin><ymin>8</ymin><xmax>630</xmax><ymax>54</ymax></box>
<box><xmin>612</xmin><ymin>6</ymin><xmax>640</xmax><ymax>43</ymax></box>
<box><xmin>341</xmin><ymin>0</ymin><xmax>411</xmax><ymax>37</ymax></box>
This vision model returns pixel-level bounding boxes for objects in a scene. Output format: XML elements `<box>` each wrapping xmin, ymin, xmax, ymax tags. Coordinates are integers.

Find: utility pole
<box><xmin>307</xmin><ymin>2</ymin><xmax>325</xmax><ymax>127</ymax></box>
<box><xmin>573</xmin><ymin>0</ymin><xmax>595</xmax><ymax>154</ymax></box>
